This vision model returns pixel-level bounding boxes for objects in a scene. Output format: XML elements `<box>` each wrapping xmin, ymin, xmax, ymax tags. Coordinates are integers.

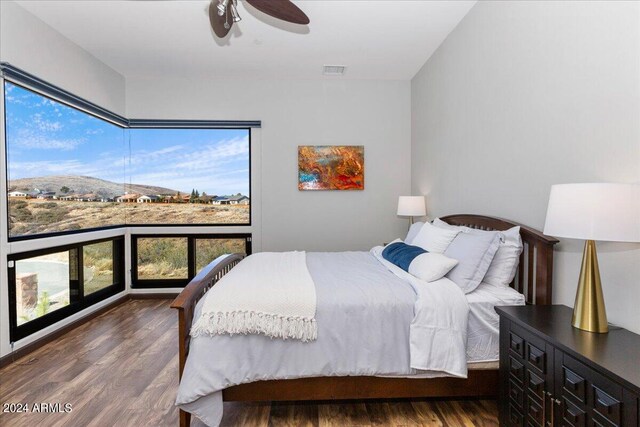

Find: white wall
<box><xmin>0</xmin><ymin>1</ymin><xmax>126</xmax><ymax>115</ymax></box>
<box><xmin>126</xmin><ymin>77</ymin><xmax>411</xmax><ymax>252</ymax></box>
<box><xmin>0</xmin><ymin>1</ymin><xmax>127</xmax><ymax>357</ymax></box>
<box><xmin>411</xmin><ymin>1</ymin><xmax>640</xmax><ymax>333</ymax></box>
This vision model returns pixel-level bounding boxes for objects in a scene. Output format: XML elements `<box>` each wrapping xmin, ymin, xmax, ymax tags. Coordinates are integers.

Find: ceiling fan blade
<box><xmin>209</xmin><ymin>0</ymin><xmax>233</xmax><ymax>38</ymax></box>
<box><xmin>245</xmin><ymin>0</ymin><xmax>310</xmax><ymax>25</ymax></box>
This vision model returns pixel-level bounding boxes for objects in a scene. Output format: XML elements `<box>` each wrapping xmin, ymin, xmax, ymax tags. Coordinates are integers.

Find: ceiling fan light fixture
<box><xmin>217</xmin><ymin>0</ymin><xmax>229</xmax><ymax>16</ymax></box>
<box><xmin>230</xmin><ymin>2</ymin><xmax>242</xmax><ymax>23</ymax></box>
<box><xmin>323</xmin><ymin>65</ymin><xmax>347</xmax><ymax>76</ymax></box>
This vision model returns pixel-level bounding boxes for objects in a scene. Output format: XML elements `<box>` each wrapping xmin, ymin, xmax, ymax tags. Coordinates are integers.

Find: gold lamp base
<box><xmin>572</xmin><ymin>240</ymin><xmax>608</xmax><ymax>333</ymax></box>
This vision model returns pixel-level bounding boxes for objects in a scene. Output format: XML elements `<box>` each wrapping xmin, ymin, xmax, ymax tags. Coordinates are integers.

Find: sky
<box><xmin>5</xmin><ymin>82</ymin><xmax>250</xmax><ymax>196</ymax></box>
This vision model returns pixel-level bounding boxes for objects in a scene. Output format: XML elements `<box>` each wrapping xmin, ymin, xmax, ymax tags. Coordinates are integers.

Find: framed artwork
<box><xmin>298</xmin><ymin>145</ymin><xmax>364</xmax><ymax>191</ymax></box>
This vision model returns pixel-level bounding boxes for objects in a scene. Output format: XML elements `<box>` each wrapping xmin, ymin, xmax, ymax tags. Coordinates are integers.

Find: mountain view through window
<box><xmin>5</xmin><ymin>82</ymin><xmax>250</xmax><ymax>238</ymax></box>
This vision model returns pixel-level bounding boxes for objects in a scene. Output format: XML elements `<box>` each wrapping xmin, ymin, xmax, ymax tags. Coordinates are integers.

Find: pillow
<box><xmin>405</xmin><ymin>221</ymin><xmax>424</xmax><ymax>245</ymax></box>
<box><xmin>433</xmin><ymin>218</ymin><xmax>523</xmax><ymax>287</ymax></box>
<box><xmin>408</xmin><ymin>253</ymin><xmax>459</xmax><ymax>282</ymax></box>
<box><xmin>381</xmin><ymin>241</ymin><xmax>459</xmax><ymax>282</ymax></box>
<box><xmin>444</xmin><ymin>231</ymin><xmax>502</xmax><ymax>294</ymax></box>
<box><xmin>382</xmin><ymin>241</ymin><xmax>426</xmax><ymax>271</ymax></box>
<box><xmin>483</xmin><ymin>226</ymin><xmax>523</xmax><ymax>287</ymax></box>
<box><xmin>411</xmin><ymin>221</ymin><xmax>461</xmax><ymax>254</ymax></box>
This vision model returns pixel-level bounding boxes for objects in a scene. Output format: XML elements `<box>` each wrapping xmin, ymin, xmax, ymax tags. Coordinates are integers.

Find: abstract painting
<box><xmin>298</xmin><ymin>145</ymin><xmax>364</xmax><ymax>190</ymax></box>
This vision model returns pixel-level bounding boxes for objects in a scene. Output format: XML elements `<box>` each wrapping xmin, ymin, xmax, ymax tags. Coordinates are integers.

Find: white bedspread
<box><xmin>370</xmin><ymin>245</ymin><xmax>469</xmax><ymax>377</ymax></box>
<box><xmin>191</xmin><ymin>251</ymin><xmax>317</xmax><ymax>342</ymax></box>
<box><xmin>177</xmin><ymin>251</ymin><xmax>472</xmax><ymax>426</ymax></box>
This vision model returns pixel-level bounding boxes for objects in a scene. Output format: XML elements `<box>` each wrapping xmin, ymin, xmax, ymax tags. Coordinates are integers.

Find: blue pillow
<box><xmin>381</xmin><ymin>242</ymin><xmax>426</xmax><ymax>271</ymax></box>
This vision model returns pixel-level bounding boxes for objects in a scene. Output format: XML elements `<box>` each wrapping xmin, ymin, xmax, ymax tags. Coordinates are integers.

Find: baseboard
<box><xmin>0</xmin><ymin>295</ymin><xmax>130</xmax><ymax>368</ymax></box>
<box><xmin>130</xmin><ymin>292</ymin><xmax>179</xmax><ymax>299</ymax></box>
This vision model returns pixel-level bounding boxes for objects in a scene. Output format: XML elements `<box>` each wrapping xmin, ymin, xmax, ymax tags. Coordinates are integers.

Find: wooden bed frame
<box><xmin>171</xmin><ymin>214</ymin><xmax>558</xmax><ymax>426</ymax></box>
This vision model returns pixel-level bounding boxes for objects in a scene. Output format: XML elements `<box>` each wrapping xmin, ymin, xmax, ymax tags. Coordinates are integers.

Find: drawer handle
<box><xmin>593</xmin><ymin>386</ymin><xmax>620</xmax><ymax>415</ymax></box>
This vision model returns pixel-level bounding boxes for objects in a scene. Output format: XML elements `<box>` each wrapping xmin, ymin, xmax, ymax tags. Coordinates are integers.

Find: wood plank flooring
<box><xmin>0</xmin><ymin>299</ymin><xmax>498</xmax><ymax>426</ymax></box>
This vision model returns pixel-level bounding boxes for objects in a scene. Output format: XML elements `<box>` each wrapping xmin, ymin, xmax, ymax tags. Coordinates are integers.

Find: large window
<box><xmin>4</xmin><ymin>83</ymin><xmax>252</xmax><ymax>240</ymax></box>
<box><xmin>127</xmin><ymin>128</ymin><xmax>250</xmax><ymax>226</ymax></box>
<box><xmin>8</xmin><ymin>237</ymin><xmax>125</xmax><ymax>341</ymax></box>
<box><xmin>3</xmin><ymin>64</ymin><xmax>258</xmax><ymax>341</ymax></box>
<box><xmin>132</xmin><ymin>234</ymin><xmax>250</xmax><ymax>288</ymax></box>
<box><xmin>5</xmin><ymin>82</ymin><xmax>126</xmax><ymax>239</ymax></box>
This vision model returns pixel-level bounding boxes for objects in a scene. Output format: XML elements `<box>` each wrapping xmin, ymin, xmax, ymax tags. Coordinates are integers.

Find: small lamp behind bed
<box><xmin>397</xmin><ymin>196</ymin><xmax>426</xmax><ymax>226</ymax></box>
<box><xmin>543</xmin><ymin>183</ymin><xmax>640</xmax><ymax>334</ymax></box>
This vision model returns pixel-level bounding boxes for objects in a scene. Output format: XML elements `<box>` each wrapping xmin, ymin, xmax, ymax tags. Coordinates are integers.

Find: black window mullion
<box><xmin>188</xmin><ymin>237</ymin><xmax>196</xmax><ymax>279</ymax></box>
<box><xmin>73</xmin><ymin>245</ymin><xmax>84</xmax><ymax>304</ymax></box>
<box><xmin>7</xmin><ymin>261</ymin><xmax>17</xmax><ymax>344</ymax></box>
<box><xmin>246</xmin><ymin>236</ymin><xmax>252</xmax><ymax>255</ymax></box>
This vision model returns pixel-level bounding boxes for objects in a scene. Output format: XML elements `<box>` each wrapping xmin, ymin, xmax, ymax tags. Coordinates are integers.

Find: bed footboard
<box><xmin>171</xmin><ymin>253</ymin><xmax>244</xmax><ymax>427</ymax></box>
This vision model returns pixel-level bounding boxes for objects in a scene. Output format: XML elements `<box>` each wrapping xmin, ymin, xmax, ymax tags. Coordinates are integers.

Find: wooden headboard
<box><xmin>440</xmin><ymin>214</ymin><xmax>559</xmax><ymax>305</ymax></box>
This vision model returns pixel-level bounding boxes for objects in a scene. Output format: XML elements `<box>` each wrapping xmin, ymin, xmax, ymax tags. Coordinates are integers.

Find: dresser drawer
<box><xmin>526</xmin><ymin>369</ymin><xmax>546</xmax><ymax>402</ymax></box>
<box><xmin>563</xmin><ymin>365</ymin><xmax>587</xmax><ymax>404</ymax></box>
<box><xmin>508</xmin><ymin>402</ymin><xmax>524</xmax><ymax>427</ymax></box>
<box><xmin>510</xmin><ymin>379</ymin><xmax>525</xmax><ymax>409</ymax></box>
<box><xmin>526</xmin><ymin>341</ymin><xmax>547</xmax><ymax>374</ymax></box>
<box><xmin>510</xmin><ymin>331</ymin><xmax>525</xmax><ymax>358</ymax></box>
<box><xmin>561</xmin><ymin>353</ymin><xmax>624</xmax><ymax>427</ymax></box>
<box><xmin>592</xmin><ymin>386</ymin><xmax>621</xmax><ymax>426</ymax></box>
<box><xmin>510</xmin><ymin>356</ymin><xmax>525</xmax><ymax>384</ymax></box>
<box><xmin>526</xmin><ymin>394</ymin><xmax>544</xmax><ymax>427</ymax></box>
<box><xmin>561</xmin><ymin>396</ymin><xmax>587</xmax><ymax>427</ymax></box>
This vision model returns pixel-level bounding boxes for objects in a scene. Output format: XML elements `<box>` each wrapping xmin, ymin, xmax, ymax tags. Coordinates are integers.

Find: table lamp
<box><xmin>397</xmin><ymin>196</ymin><xmax>426</xmax><ymax>226</ymax></box>
<box><xmin>543</xmin><ymin>183</ymin><xmax>640</xmax><ymax>333</ymax></box>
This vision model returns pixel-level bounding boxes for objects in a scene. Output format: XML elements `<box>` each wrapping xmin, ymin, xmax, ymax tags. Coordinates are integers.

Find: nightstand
<box><xmin>496</xmin><ymin>305</ymin><xmax>640</xmax><ymax>426</ymax></box>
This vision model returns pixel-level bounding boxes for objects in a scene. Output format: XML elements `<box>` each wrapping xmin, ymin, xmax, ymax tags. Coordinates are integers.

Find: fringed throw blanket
<box><xmin>191</xmin><ymin>251</ymin><xmax>317</xmax><ymax>342</ymax></box>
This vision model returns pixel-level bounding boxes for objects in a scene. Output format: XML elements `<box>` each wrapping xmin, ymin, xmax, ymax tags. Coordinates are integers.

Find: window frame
<box><xmin>1</xmin><ymin>63</ymin><xmax>260</xmax><ymax>342</ymax></box>
<box><xmin>7</xmin><ymin>236</ymin><xmax>125</xmax><ymax>342</ymax></box>
<box><xmin>3</xmin><ymin>80</ymin><xmax>129</xmax><ymax>242</ymax></box>
<box><xmin>131</xmin><ymin>233</ymin><xmax>252</xmax><ymax>288</ymax></box>
<box><xmin>124</xmin><ymin>126</ymin><xmax>252</xmax><ymax>229</ymax></box>
<box><xmin>2</xmin><ymin>63</ymin><xmax>259</xmax><ymax>242</ymax></box>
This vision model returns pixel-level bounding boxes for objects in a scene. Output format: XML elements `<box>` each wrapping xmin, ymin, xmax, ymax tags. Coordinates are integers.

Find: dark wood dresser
<box><xmin>496</xmin><ymin>305</ymin><xmax>640</xmax><ymax>426</ymax></box>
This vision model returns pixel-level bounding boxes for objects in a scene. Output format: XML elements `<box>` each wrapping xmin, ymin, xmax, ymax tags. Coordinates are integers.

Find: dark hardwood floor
<box><xmin>0</xmin><ymin>299</ymin><xmax>498</xmax><ymax>426</ymax></box>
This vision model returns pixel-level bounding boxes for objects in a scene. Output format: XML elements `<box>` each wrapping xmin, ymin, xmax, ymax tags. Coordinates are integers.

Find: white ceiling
<box><xmin>16</xmin><ymin>0</ymin><xmax>475</xmax><ymax>81</ymax></box>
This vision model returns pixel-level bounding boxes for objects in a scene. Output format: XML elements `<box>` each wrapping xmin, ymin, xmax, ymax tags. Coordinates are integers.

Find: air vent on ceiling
<box><xmin>323</xmin><ymin>65</ymin><xmax>346</xmax><ymax>76</ymax></box>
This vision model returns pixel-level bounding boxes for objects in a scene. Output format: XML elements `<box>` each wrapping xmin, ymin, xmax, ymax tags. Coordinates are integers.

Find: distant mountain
<box><xmin>8</xmin><ymin>175</ymin><xmax>180</xmax><ymax>198</ymax></box>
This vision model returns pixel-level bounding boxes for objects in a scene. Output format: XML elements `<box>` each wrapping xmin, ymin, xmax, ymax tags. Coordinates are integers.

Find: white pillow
<box><xmin>411</xmin><ymin>221</ymin><xmax>461</xmax><ymax>254</ymax></box>
<box><xmin>433</xmin><ymin>218</ymin><xmax>523</xmax><ymax>287</ymax></box>
<box><xmin>405</xmin><ymin>221</ymin><xmax>424</xmax><ymax>245</ymax></box>
<box><xmin>444</xmin><ymin>231</ymin><xmax>502</xmax><ymax>294</ymax></box>
<box><xmin>483</xmin><ymin>226</ymin><xmax>523</xmax><ymax>287</ymax></box>
<box><xmin>408</xmin><ymin>252</ymin><xmax>459</xmax><ymax>282</ymax></box>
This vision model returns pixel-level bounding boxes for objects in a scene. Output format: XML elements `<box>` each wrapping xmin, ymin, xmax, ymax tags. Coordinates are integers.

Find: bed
<box><xmin>171</xmin><ymin>214</ymin><xmax>558</xmax><ymax>426</ymax></box>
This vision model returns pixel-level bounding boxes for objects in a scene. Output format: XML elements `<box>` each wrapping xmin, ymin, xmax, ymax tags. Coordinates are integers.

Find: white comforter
<box><xmin>370</xmin><ymin>245</ymin><xmax>469</xmax><ymax>377</ymax></box>
<box><xmin>177</xmin><ymin>250</ymin><xmax>470</xmax><ymax>426</ymax></box>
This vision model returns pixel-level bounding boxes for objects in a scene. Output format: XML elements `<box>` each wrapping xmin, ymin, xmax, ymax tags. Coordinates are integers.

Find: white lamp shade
<box><xmin>397</xmin><ymin>196</ymin><xmax>426</xmax><ymax>217</ymax></box>
<box><xmin>543</xmin><ymin>183</ymin><xmax>640</xmax><ymax>242</ymax></box>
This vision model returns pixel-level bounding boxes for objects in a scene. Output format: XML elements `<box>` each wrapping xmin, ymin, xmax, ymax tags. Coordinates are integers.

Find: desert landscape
<box><xmin>9</xmin><ymin>198</ymin><xmax>249</xmax><ymax>236</ymax></box>
<box><xmin>7</xmin><ymin>175</ymin><xmax>250</xmax><ymax>237</ymax></box>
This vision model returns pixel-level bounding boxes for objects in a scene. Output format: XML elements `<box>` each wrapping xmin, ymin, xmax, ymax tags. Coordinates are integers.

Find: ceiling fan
<box><xmin>210</xmin><ymin>0</ymin><xmax>310</xmax><ymax>38</ymax></box>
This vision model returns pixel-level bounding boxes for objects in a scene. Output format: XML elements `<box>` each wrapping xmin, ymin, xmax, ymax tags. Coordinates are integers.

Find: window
<box><xmin>14</xmin><ymin>251</ymin><xmax>74</xmax><ymax>326</ymax></box>
<box><xmin>195</xmin><ymin>238</ymin><xmax>247</xmax><ymax>273</ymax></box>
<box><xmin>127</xmin><ymin>128</ymin><xmax>250</xmax><ymax>226</ymax></box>
<box><xmin>3</xmin><ymin>64</ymin><xmax>259</xmax><ymax>340</ymax></box>
<box><xmin>132</xmin><ymin>234</ymin><xmax>250</xmax><ymax>288</ymax></box>
<box><xmin>83</xmin><ymin>241</ymin><xmax>115</xmax><ymax>295</ymax></box>
<box><xmin>136</xmin><ymin>237</ymin><xmax>189</xmax><ymax>280</ymax></box>
<box><xmin>4</xmin><ymin>82</ymin><xmax>252</xmax><ymax>241</ymax></box>
<box><xmin>8</xmin><ymin>237</ymin><xmax>125</xmax><ymax>341</ymax></box>
<box><xmin>5</xmin><ymin>82</ymin><xmax>126</xmax><ymax>239</ymax></box>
